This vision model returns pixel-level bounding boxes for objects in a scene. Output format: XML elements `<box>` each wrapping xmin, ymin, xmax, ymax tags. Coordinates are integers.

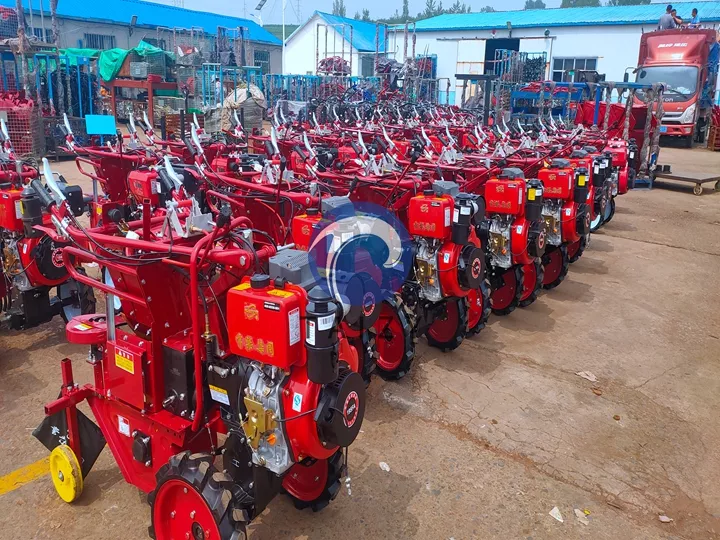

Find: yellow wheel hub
<box><xmin>49</xmin><ymin>445</ymin><xmax>83</xmax><ymax>503</ymax></box>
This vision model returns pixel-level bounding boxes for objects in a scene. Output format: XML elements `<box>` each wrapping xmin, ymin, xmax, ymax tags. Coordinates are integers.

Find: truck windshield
<box><xmin>635</xmin><ymin>66</ymin><xmax>699</xmax><ymax>98</ymax></box>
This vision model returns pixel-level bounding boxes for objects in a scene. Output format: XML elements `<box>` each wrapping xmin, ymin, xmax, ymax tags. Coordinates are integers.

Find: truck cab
<box><xmin>635</xmin><ymin>28</ymin><xmax>719</xmax><ymax>147</ymax></box>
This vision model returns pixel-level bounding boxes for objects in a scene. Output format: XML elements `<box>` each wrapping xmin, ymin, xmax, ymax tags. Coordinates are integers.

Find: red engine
<box><xmin>539</xmin><ymin>158</ymin><xmax>590</xmax><ymax>248</ymax></box>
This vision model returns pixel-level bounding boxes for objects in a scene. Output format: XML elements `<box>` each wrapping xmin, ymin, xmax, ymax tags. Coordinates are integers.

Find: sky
<box><xmin>160</xmin><ymin>0</ymin><xmax>565</xmax><ymax>25</ymax></box>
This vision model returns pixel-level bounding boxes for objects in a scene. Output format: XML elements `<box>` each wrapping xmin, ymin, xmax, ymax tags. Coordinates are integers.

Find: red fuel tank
<box><xmin>408</xmin><ymin>193</ymin><xmax>453</xmax><ymax>239</ymax></box>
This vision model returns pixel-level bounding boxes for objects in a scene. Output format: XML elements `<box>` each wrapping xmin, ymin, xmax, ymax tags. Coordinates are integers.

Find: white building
<box><xmin>388</xmin><ymin>1</ymin><xmax>720</xmax><ymax>105</ymax></box>
<box><xmin>284</xmin><ymin>11</ymin><xmax>386</xmax><ymax>77</ymax></box>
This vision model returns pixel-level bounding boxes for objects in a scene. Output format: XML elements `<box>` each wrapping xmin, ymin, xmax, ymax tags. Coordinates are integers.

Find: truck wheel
<box><xmin>683</xmin><ymin>135</ymin><xmax>693</xmax><ymax>149</ymax></box>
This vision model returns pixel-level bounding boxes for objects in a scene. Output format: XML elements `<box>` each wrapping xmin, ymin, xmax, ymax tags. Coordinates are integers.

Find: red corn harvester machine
<box><xmin>31</xmin><ymin>164</ymin><xmax>367</xmax><ymax>539</ymax></box>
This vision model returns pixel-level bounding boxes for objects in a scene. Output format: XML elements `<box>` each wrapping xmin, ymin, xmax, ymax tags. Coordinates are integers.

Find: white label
<box><xmin>118</xmin><ymin>415</ymin><xmax>130</xmax><ymax>437</ymax></box>
<box><xmin>152</xmin><ymin>180</ymin><xmax>160</xmax><ymax>194</ymax></box>
<box><xmin>516</xmin><ymin>225</ymin><xmax>523</xmax><ymax>234</ymax></box>
<box><xmin>444</xmin><ymin>207</ymin><xmax>451</xmax><ymax>227</ymax></box>
<box><xmin>14</xmin><ymin>200</ymin><xmax>21</xmax><ymax>219</ymax></box>
<box><xmin>306</xmin><ymin>320</ymin><xmax>316</xmax><ymax>346</ymax></box>
<box><xmin>443</xmin><ymin>252</ymin><xmax>451</xmax><ymax>263</ymax></box>
<box><xmin>460</xmin><ymin>206</ymin><xmax>471</xmax><ymax>215</ymax></box>
<box><xmin>292</xmin><ymin>392</ymin><xmax>303</xmax><ymax>412</ymax></box>
<box><xmin>73</xmin><ymin>323</ymin><xmax>92</xmax><ymax>331</ymax></box>
<box><xmin>566</xmin><ymin>208</ymin><xmax>572</xmax><ymax>216</ymax></box>
<box><xmin>209</xmin><ymin>385</ymin><xmax>230</xmax><ymax>406</ymax></box>
<box><xmin>22</xmin><ymin>242</ymin><xmax>27</xmax><ymax>254</ymax></box>
<box><xmin>288</xmin><ymin>307</ymin><xmax>300</xmax><ymax>345</ymax></box>
<box><xmin>318</xmin><ymin>313</ymin><xmax>335</xmax><ymax>331</ymax></box>
<box><xmin>453</xmin><ymin>208</ymin><xmax>459</xmax><ymax>223</ymax></box>
<box><xmin>341</xmin><ymin>232</ymin><xmax>353</xmax><ymax>243</ymax></box>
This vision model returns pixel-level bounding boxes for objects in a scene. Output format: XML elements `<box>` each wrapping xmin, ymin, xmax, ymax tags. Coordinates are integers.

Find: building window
<box><xmin>552</xmin><ymin>57</ymin><xmax>597</xmax><ymax>82</ymax></box>
<box><xmin>254</xmin><ymin>50</ymin><xmax>270</xmax><ymax>74</ymax></box>
<box><xmin>83</xmin><ymin>33</ymin><xmax>116</xmax><ymax>50</ymax></box>
<box><xmin>360</xmin><ymin>55</ymin><xmax>374</xmax><ymax>77</ymax></box>
<box><xmin>32</xmin><ymin>27</ymin><xmax>53</xmax><ymax>42</ymax></box>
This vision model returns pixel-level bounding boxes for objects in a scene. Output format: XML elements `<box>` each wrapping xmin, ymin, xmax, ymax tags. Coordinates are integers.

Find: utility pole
<box><xmin>282</xmin><ymin>0</ymin><xmax>286</xmax><ymax>74</ymax></box>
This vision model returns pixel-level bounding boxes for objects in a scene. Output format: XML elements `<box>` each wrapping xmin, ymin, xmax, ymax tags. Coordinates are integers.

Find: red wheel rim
<box><xmin>566</xmin><ymin>240</ymin><xmax>580</xmax><ymax>260</ymax></box>
<box><xmin>282</xmin><ymin>458</ymin><xmax>328</xmax><ymax>502</ymax></box>
<box><xmin>542</xmin><ymin>248</ymin><xmax>563</xmax><ymax>285</ymax></box>
<box><xmin>491</xmin><ymin>268</ymin><xmax>517</xmax><ymax>310</ymax></box>
<box><xmin>427</xmin><ymin>299</ymin><xmax>460</xmax><ymax>343</ymax></box>
<box><xmin>519</xmin><ymin>263</ymin><xmax>536</xmax><ymax>301</ymax></box>
<box><xmin>374</xmin><ymin>303</ymin><xmax>405</xmax><ymax>372</ymax></box>
<box><xmin>152</xmin><ymin>479</ymin><xmax>221</xmax><ymax>540</ymax></box>
<box><xmin>466</xmin><ymin>289</ymin><xmax>483</xmax><ymax>329</ymax></box>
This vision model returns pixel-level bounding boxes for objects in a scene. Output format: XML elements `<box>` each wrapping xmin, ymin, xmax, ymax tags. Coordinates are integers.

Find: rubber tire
<box><xmin>466</xmin><ymin>279</ymin><xmax>492</xmax><ymax>336</ymax></box>
<box><xmin>567</xmin><ymin>235</ymin><xmax>589</xmax><ymax>264</ymax></box>
<box><xmin>541</xmin><ymin>244</ymin><xmax>570</xmax><ymax>290</ymax></box>
<box><xmin>603</xmin><ymin>197</ymin><xmax>616</xmax><ymax>224</ymax></box>
<box><xmin>373</xmin><ymin>297</ymin><xmax>415</xmax><ymax>381</ymax></box>
<box><xmin>58</xmin><ymin>269</ymin><xmax>97</xmax><ymax>324</ymax></box>
<box><xmin>426</xmin><ymin>297</ymin><xmax>468</xmax><ymax>352</ymax></box>
<box><xmin>518</xmin><ymin>259</ymin><xmax>544</xmax><ymax>308</ymax></box>
<box><xmin>683</xmin><ymin>135</ymin><xmax>693</xmax><ymax>149</ymax></box>
<box><xmin>284</xmin><ymin>451</ymin><xmax>344</xmax><ymax>513</ymax></box>
<box><xmin>148</xmin><ymin>452</ymin><xmax>247</xmax><ymax>540</ymax></box>
<box><xmin>490</xmin><ymin>265</ymin><xmax>524</xmax><ymax>317</ymax></box>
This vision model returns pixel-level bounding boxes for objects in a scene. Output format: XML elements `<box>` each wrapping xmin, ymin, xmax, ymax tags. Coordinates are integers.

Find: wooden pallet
<box><xmin>707</xmin><ymin>125</ymin><xmax>720</xmax><ymax>151</ymax></box>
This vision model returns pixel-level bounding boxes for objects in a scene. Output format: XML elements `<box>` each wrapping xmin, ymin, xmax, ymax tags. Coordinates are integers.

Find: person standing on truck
<box><xmin>659</xmin><ymin>5</ymin><xmax>677</xmax><ymax>29</ymax></box>
<box><xmin>688</xmin><ymin>8</ymin><xmax>701</xmax><ymax>27</ymax></box>
<box><xmin>671</xmin><ymin>9</ymin><xmax>683</xmax><ymax>26</ymax></box>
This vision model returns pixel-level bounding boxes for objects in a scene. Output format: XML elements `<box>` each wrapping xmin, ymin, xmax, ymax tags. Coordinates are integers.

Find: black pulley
<box><xmin>316</xmin><ymin>367</ymin><xmax>366</xmax><ymax>448</ymax></box>
<box><xmin>457</xmin><ymin>245</ymin><xmax>485</xmax><ymax>290</ymax></box>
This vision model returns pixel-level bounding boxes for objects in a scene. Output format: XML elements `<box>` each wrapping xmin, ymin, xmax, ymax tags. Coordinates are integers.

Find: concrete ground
<box><xmin>1</xmin><ymin>146</ymin><xmax>719</xmax><ymax>539</ymax></box>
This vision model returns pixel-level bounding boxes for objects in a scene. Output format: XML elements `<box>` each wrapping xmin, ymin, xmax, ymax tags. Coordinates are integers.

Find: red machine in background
<box><xmin>481</xmin><ymin>168</ymin><xmax>547</xmax><ymax>315</ymax></box>
<box><xmin>0</xmin><ymin>158</ymin><xmax>95</xmax><ymax>330</ymax></box>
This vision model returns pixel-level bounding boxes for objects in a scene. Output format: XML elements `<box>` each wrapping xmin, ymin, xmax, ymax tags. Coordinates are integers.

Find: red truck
<box><xmin>635</xmin><ymin>28</ymin><xmax>719</xmax><ymax>147</ymax></box>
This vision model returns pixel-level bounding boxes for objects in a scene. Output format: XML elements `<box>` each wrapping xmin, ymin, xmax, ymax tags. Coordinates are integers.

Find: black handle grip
<box><xmin>437</xmin><ymin>133</ymin><xmax>449</xmax><ymax>147</ymax></box>
<box><xmin>348</xmin><ymin>176</ymin><xmax>359</xmax><ymax>195</ymax></box>
<box><xmin>184</xmin><ymin>137</ymin><xmax>196</xmax><ymax>156</ymax></box>
<box><xmin>350</xmin><ymin>140</ymin><xmax>362</xmax><ymax>156</ymax></box>
<box><xmin>280</xmin><ymin>156</ymin><xmax>287</xmax><ymax>173</ymax></box>
<box><xmin>264</xmin><ymin>140</ymin><xmax>275</xmax><ymax>158</ymax></box>
<box><xmin>31</xmin><ymin>179</ymin><xmax>54</xmax><ymax>209</ymax></box>
<box><xmin>293</xmin><ymin>145</ymin><xmax>308</xmax><ymax>161</ymax></box>
<box><xmin>375</xmin><ymin>137</ymin><xmax>388</xmax><ymax>152</ymax></box>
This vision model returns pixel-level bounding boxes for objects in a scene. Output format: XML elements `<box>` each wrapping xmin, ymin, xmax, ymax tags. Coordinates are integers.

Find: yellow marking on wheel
<box><xmin>0</xmin><ymin>456</ymin><xmax>50</xmax><ymax>497</ymax></box>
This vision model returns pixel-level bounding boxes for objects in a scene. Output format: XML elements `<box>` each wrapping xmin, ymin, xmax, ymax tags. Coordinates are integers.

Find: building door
<box><xmin>455</xmin><ymin>39</ymin><xmax>486</xmax><ymax>105</ymax></box>
<box><xmin>484</xmin><ymin>38</ymin><xmax>520</xmax><ymax>75</ymax></box>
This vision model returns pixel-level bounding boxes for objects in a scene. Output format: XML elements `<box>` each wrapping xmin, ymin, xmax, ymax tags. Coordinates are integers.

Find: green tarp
<box><xmin>61</xmin><ymin>41</ymin><xmax>173</xmax><ymax>82</ymax></box>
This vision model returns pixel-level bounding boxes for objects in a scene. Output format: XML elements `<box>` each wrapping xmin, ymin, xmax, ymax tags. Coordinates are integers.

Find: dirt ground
<box><xmin>0</xmin><ymin>146</ymin><xmax>719</xmax><ymax>539</ymax></box>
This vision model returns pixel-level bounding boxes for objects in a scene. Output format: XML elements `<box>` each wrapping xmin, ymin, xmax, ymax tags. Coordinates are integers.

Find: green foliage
<box><xmin>524</xmin><ymin>0</ymin><xmax>547</xmax><ymax>9</ymax></box>
<box><xmin>606</xmin><ymin>0</ymin><xmax>650</xmax><ymax>5</ymax></box>
<box><xmin>332</xmin><ymin>0</ymin><xmax>347</xmax><ymax>17</ymax></box>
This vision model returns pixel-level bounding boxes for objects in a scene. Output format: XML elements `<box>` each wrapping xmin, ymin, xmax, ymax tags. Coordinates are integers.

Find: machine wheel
<box><xmin>58</xmin><ymin>269</ymin><xmax>97</xmax><ymax>323</ymax></box>
<box><xmin>541</xmin><ymin>244</ymin><xmax>570</xmax><ymax>290</ymax></box>
<box><xmin>373</xmin><ymin>298</ymin><xmax>415</xmax><ymax>380</ymax></box>
<box><xmin>567</xmin><ymin>235</ymin><xmax>589</xmax><ymax>264</ymax></box>
<box><xmin>466</xmin><ymin>279</ymin><xmax>492</xmax><ymax>336</ymax></box>
<box><xmin>518</xmin><ymin>259</ymin><xmax>544</xmax><ymax>308</ymax></box>
<box><xmin>490</xmin><ymin>265</ymin><xmax>523</xmax><ymax>316</ymax></box>
<box><xmin>693</xmin><ymin>184</ymin><xmax>703</xmax><ymax>196</ymax></box>
<box><xmin>683</xmin><ymin>135</ymin><xmax>693</xmax><ymax>149</ymax></box>
<box><xmin>149</xmin><ymin>452</ymin><xmax>247</xmax><ymax>540</ymax></box>
<box><xmin>589</xmin><ymin>205</ymin><xmax>605</xmax><ymax>232</ymax></box>
<box><xmin>283</xmin><ymin>450</ymin><xmax>344</xmax><ymax>512</ymax></box>
<box><xmin>603</xmin><ymin>197</ymin><xmax>616</xmax><ymax>224</ymax></box>
<box><xmin>426</xmin><ymin>297</ymin><xmax>468</xmax><ymax>352</ymax></box>
<box><xmin>49</xmin><ymin>444</ymin><xmax>83</xmax><ymax>503</ymax></box>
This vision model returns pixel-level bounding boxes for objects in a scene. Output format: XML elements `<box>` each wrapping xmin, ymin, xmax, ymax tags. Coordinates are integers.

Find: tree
<box><xmin>402</xmin><ymin>0</ymin><xmax>410</xmax><ymax>19</ymax></box>
<box><xmin>332</xmin><ymin>0</ymin><xmax>347</xmax><ymax>17</ymax></box>
<box><xmin>560</xmin><ymin>0</ymin><xmax>600</xmax><ymax>6</ymax></box>
<box><xmin>524</xmin><ymin>0</ymin><xmax>546</xmax><ymax>9</ymax></box>
<box><xmin>606</xmin><ymin>0</ymin><xmax>650</xmax><ymax>5</ymax></box>
<box><xmin>361</xmin><ymin>8</ymin><xmax>371</xmax><ymax>20</ymax></box>
<box><xmin>479</xmin><ymin>5</ymin><xmax>495</xmax><ymax>11</ymax></box>
<box><xmin>447</xmin><ymin>0</ymin><xmax>472</xmax><ymax>13</ymax></box>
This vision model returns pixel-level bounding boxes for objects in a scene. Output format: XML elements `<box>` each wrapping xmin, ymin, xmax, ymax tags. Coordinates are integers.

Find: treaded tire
<box><xmin>541</xmin><ymin>244</ymin><xmax>570</xmax><ymax>290</ymax></box>
<box><xmin>373</xmin><ymin>296</ymin><xmax>415</xmax><ymax>381</ymax></box>
<box><xmin>567</xmin><ymin>235</ymin><xmax>589</xmax><ymax>264</ymax></box>
<box><xmin>490</xmin><ymin>265</ymin><xmax>524</xmax><ymax>316</ymax></box>
<box><xmin>518</xmin><ymin>259</ymin><xmax>544</xmax><ymax>308</ymax></box>
<box><xmin>148</xmin><ymin>451</ymin><xmax>247</xmax><ymax>540</ymax></box>
<box><xmin>466</xmin><ymin>279</ymin><xmax>492</xmax><ymax>336</ymax></box>
<box><xmin>426</xmin><ymin>297</ymin><xmax>468</xmax><ymax>352</ymax></box>
<box><xmin>284</xmin><ymin>450</ymin><xmax>344</xmax><ymax>513</ymax></box>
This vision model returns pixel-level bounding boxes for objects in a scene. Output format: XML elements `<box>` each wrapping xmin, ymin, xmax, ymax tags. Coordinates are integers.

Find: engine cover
<box><xmin>316</xmin><ymin>366</ymin><xmax>365</xmax><ymax>447</ymax></box>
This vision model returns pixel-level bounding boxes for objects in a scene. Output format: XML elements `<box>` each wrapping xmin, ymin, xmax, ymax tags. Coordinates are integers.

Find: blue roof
<box><xmin>316</xmin><ymin>11</ymin><xmax>385</xmax><ymax>52</ymax></box>
<box><xmin>409</xmin><ymin>1</ymin><xmax>720</xmax><ymax>31</ymax></box>
<box><xmin>0</xmin><ymin>0</ymin><xmax>281</xmax><ymax>45</ymax></box>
